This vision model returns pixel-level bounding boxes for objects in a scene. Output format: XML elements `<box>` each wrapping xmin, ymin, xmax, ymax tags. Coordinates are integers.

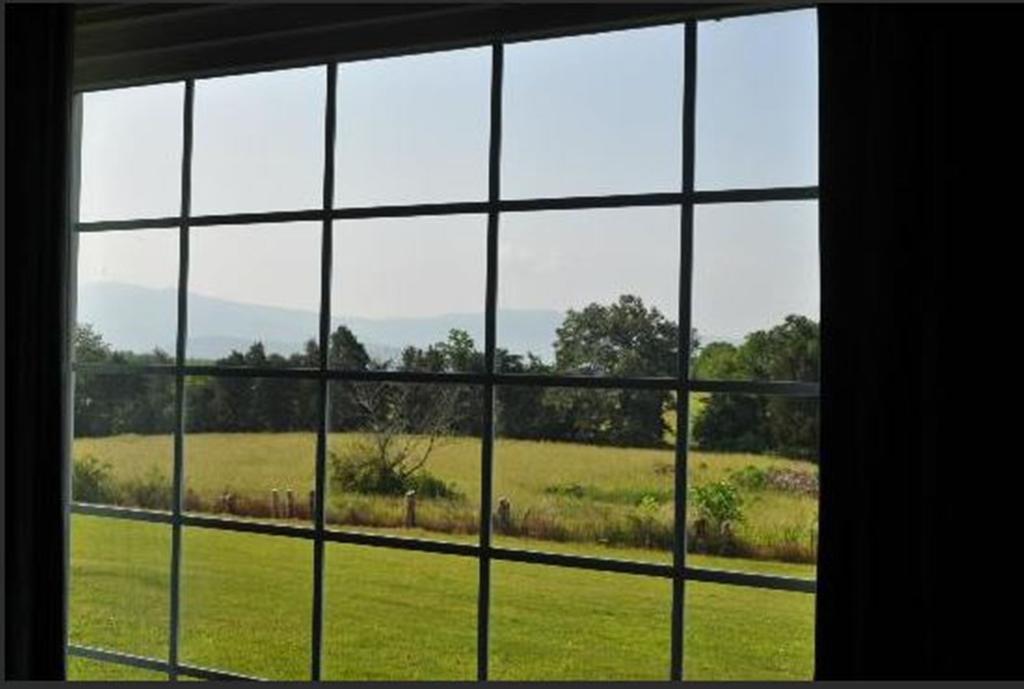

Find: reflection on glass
<box><xmin>497</xmin><ymin>207</ymin><xmax>679</xmax><ymax>373</ymax></box>
<box><xmin>187</xmin><ymin>223</ymin><xmax>321</xmax><ymax>363</ymax></box>
<box><xmin>495</xmin><ymin>386</ymin><xmax>675</xmax><ymax>562</ymax></box>
<box><xmin>696</xmin><ymin>9</ymin><xmax>818</xmax><ymax>190</ymax></box>
<box><xmin>184</xmin><ymin>376</ymin><xmax>317</xmax><ymax>523</ymax></box>
<box><xmin>336</xmin><ymin>48</ymin><xmax>490</xmax><ymax>207</ymax></box>
<box><xmin>691</xmin><ymin>201</ymin><xmax>819</xmax><ymax>370</ymax></box>
<box><xmin>327</xmin><ymin>382</ymin><xmax>481</xmax><ymax>543</ymax></box>
<box><xmin>180</xmin><ymin>529</ymin><xmax>312</xmax><ymax>679</ymax></box>
<box><xmin>684</xmin><ymin>581</ymin><xmax>814</xmax><ymax>679</ymax></box>
<box><xmin>503</xmin><ymin>25</ymin><xmax>683</xmax><ymax>198</ymax></box>
<box><xmin>331</xmin><ymin>216</ymin><xmax>486</xmax><ymax>369</ymax></box>
<box><xmin>79</xmin><ymin>83</ymin><xmax>184</xmax><ymax>222</ymax></box>
<box><xmin>76</xmin><ymin>229</ymin><xmax>179</xmax><ymax>358</ymax></box>
<box><xmin>73</xmin><ymin>374</ymin><xmax>174</xmax><ymax>510</ymax></box>
<box><xmin>192</xmin><ymin>66</ymin><xmax>325</xmax><ymax>215</ymax></box>
<box><xmin>323</xmin><ymin>545</ymin><xmax>477</xmax><ymax>679</ymax></box>
<box><xmin>69</xmin><ymin>515</ymin><xmax>170</xmax><ymax>658</ymax></box>
<box><xmin>688</xmin><ymin>392</ymin><xmax>818</xmax><ymax>577</ymax></box>
<box><xmin>491</xmin><ymin>562</ymin><xmax>671</xmax><ymax>679</ymax></box>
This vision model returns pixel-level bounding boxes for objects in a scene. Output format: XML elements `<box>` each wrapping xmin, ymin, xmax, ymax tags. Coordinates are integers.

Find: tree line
<box><xmin>73</xmin><ymin>295</ymin><xmax>819</xmax><ymax>460</ymax></box>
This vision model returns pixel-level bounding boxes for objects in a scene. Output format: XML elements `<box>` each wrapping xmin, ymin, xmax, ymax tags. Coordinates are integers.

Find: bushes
<box><xmin>72</xmin><ymin>455</ymin><xmax>120</xmax><ymax>505</ymax></box>
<box><xmin>729</xmin><ymin>465</ymin><xmax>769</xmax><ymax>491</ymax></box>
<box><xmin>328</xmin><ymin>449</ymin><xmax>461</xmax><ymax>500</ymax></box>
<box><xmin>691</xmin><ymin>480</ymin><xmax>745</xmax><ymax>526</ymax></box>
<box><xmin>72</xmin><ymin>455</ymin><xmax>171</xmax><ymax>510</ymax></box>
<box><xmin>688</xmin><ymin>480</ymin><xmax>745</xmax><ymax>556</ymax></box>
<box><xmin>120</xmin><ymin>466</ymin><xmax>173</xmax><ymax>510</ymax></box>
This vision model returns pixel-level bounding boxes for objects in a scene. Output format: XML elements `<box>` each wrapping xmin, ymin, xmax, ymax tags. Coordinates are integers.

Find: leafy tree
<box><xmin>74</xmin><ymin>323</ymin><xmax>112</xmax><ymax>363</ymax></box>
<box><xmin>555</xmin><ymin>295</ymin><xmax>679</xmax><ymax>376</ymax></box>
<box><xmin>288</xmin><ymin>338</ymin><xmax>322</xmax><ymax>428</ymax></box>
<box><xmin>208</xmin><ymin>350</ymin><xmax>254</xmax><ymax>431</ymax></box>
<box><xmin>329</xmin><ymin>325</ymin><xmax>371</xmax><ymax>370</ymax></box>
<box><xmin>550</xmin><ymin>295</ymin><xmax>682</xmax><ymax>447</ymax></box>
<box><xmin>495</xmin><ymin>352</ymin><xmax>554</xmax><ymax>439</ymax></box>
<box><xmin>693</xmin><ymin>315</ymin><xmax>819</xmax><ymax>460</ymax></box>
<box><xmin>328</xmin><ymin>326</ymin><xmax>372</xmax><ymax>431</ymax></box>
<box><xmin>692</xmin><ymin>393</ymin><xmax>769</xmax><ymax>453</ymax></box>
<box><xmin>693</xmin><ymin>341</ymin><xmax>744</xmax><ymax>380</ymax></box>
<box><xmin>739</xmin><ymin>315</ymin><xmax>819</xmax><ymax>382</ymax></box>
<box><xmin>329</xmin><ymin>381</ymin><xmax>462</xmax><ymax>498</ymax></box>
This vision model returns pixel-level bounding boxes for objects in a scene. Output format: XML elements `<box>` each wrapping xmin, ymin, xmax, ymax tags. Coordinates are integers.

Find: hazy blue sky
<box><xmin>76</xmin><ymin>9</ymin><xmax>817</xmax><ymax>348</ymax></box>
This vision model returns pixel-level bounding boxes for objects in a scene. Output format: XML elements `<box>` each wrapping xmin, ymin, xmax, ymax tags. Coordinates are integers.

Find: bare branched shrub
<box><xmin>330</xmin><ymin>383</ymin><xmax>464</xmax><ymax>498</ymax></box>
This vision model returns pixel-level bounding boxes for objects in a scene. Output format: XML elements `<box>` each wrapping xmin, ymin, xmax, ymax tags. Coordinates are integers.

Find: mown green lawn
<box><xmin>68</xmin><ymin>514</ymin><xmax>814</xmax><ymax>681</ymax></box>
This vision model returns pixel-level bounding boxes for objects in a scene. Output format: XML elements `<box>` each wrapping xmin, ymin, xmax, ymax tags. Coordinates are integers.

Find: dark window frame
<box><xmin>67</xmin><ymin>9</ymin><xmax>819</xmax><ymax>681</ymax></box>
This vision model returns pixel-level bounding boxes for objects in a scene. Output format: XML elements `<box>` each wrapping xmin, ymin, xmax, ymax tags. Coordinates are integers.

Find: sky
<box><xmin>76</xmin><ymin>9</ymin><xmax>818</xmax><ymax>348</ymax></box>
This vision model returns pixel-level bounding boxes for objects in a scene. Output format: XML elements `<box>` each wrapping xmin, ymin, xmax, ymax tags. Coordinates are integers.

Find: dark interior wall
<box><xmin>817</xmin><ymin>5</ymin><xmax>951</xmax><ymax>677</ymax></box>
<box><xmin>4</xmin><ymin>3</ymin><xmax>75</xmax><ymax>681</ymax></box>
<box><xmin>816</xmin><ymin>5</ymin><xmax>1018</xmax><ymax>680</ymax></box>
<box><xmin>71</xmin><ymin>2</ymin><xmax>754</xmax><ymax>90</ymax></box>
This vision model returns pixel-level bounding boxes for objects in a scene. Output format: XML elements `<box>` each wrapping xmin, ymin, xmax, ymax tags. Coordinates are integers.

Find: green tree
<box><xmin>739</xmin><ymin>315</ymin><xmax>819</xmax><ymax>382</ymax></box>
<box><xmin>495</xmin><ymin>352</ymin><xmax>554</xmax><ymax>439</ymax></box>
<box><xmin>208</xmin><ymin>350</ymin><xmax>254</xmax><ymax>431</ymax></box>
<box><xmin>693</xmin><ymin>315</ymin><xmax>819</xmax><ymax>460</ymax></box>
<box><xmin>73</xmin><ymin>323</ymin><xmax>112</xmax><ymax>363</ymax></box>
<box><xmin>693</xmin><ymin>341</ymin><xmax>744</xmax><ymax>380</ymax></box>
<box><xmin>398</xmin><ymin>329</ymin><xmax>483</xmax><ymax>435</ymax></box>
<box><xmin>555</xmin><ymin>295</ymin><xmax>679</xmax><ymax>376</ymax></box>
<box><xmin>329</xmin><ymin>325</ymin><xmax>371</xmax><ymax>370</ymax></box>
<box><xmin>551</xmin><ymin>295</ymin><xmax>682</xmax><ymax>447</ymax></box>
<box><xmin>328</xmin><ymin>325</ymin><xmax>372</xmax><ymax>431</ymax></box>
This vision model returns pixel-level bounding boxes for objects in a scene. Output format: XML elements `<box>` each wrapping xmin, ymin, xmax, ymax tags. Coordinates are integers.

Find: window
<box><xmin>68</xmin><ymin>8</ymin><xmax>818</xmax><ymax>681</ymax></box>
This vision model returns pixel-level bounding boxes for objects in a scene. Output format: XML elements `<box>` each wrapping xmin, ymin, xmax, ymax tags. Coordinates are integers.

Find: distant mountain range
<box><xmin>76</xmin><ymin>282</ymin><xmax>566</xmax><ymax>362</ymax></box>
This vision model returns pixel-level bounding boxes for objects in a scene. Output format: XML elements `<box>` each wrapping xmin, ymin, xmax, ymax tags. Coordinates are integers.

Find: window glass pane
<box><xmin>323</xmin><ymin>545</ymin><xmax>477</xmax><ymax>679</ymax></box>
<box><xmin>498</xmin><ymin>207</ymin><xmax>679</xmax><ymax>374</ymax></box>
<box><xmin>73</xmin><ymin>373</ymin><xmax>174</xmax><ymax>510</ymax></box>
<box><xmin>69</xmin><ymin>515</ymin><xmax>170</xmax><ymax>658</ymax></box>
<box><xmin>691</xmin><ymin>201</ymin><xmax>818</xmax><ymax>380</ymax></box>
<box><xmin>192</xmin><ymin>67</ymin><xmax>325</xmax><ymax>215</ymax></box>
<box><xmin>76</xmin><ymin>229</ymin><xmax>179</xmax><ymax>359</ymax></box>
<box><xmin>684</xmin><ymin>581</ymin><xmax>814</xmax><ymax>679</ymax></box>
<box><xmin>336</xmin><ymin>48</ymin><xmax>490</xmax><ymax>207</ymax></box>
<box><xmin>495</xmin><ymin>385</ymin><xmax>675</xmax><ymax>563</ymax></box>
<box><xmin>696</xmin><ymin>9</ymin><xmax>817</xmax><ymax>190</ymax></box>
<box><xmin>184</xmin><ymin>376</ymin><xmax>317</xmax><ymax>524</ymax></box>
<box><xmin>491</xmin><ymin>562</ymin><xmax>671</xmax><ymax>679</ymax></box>
<box><xmin>79</xmin><ymin>83</ymin><xmax>184</xmax><ymax>222</ymax></box>
<box><xmin>688</xmin><ymin>392</ymin><xmax>818</xmax><ymax>578</ymax></box>
<box><xmin>503</xmin><ymin>26</ymin><xmax>683</xmax><ymax>198</ymax></box>
<box><xmin>67</xmin><ymin>657</ymin><xmax>168</xmax><ymax>681</ymax></box>
<box><xmin>327</xmin><ymin>382</ymin><xmax>481</xmax><ymax>545</ymax></box>
<box><xmin>187</xmin><ymin>223</ymin><xmax>321</xmax><ymax>363</ymax></box>
<box><xmin>331</xmin><ymin>216</ymin><xmax>486</xmax><ymax>369</ymax></box>
<box><xmin>180</xmin><ymin>529</ymin><xmax>312</xmax><ymax>679</ymax></box>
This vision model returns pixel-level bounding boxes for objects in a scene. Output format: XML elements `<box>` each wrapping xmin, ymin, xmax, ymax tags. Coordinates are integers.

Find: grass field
<box><xmin>70</xmin><ymin>429</ymin><xmax>817</xmax><ymax>679</ymax></box>
<box><xmin>68</xmin><ymin>514</ymin><xmax>815</xmax><ymax>680</ymax></box>
<box><xmin>74</xmin><ymin>429</ymin><xmax>819</xmax><ymax>567</ymax></box>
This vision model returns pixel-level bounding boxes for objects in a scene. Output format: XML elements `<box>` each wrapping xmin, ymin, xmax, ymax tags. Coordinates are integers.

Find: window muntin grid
<box><xmin>67</xmin><ymin>12</ymin><xmax>819</xmax><ymax>682</ymax></box>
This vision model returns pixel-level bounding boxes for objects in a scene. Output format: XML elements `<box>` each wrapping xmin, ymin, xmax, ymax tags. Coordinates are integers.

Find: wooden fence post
<box><xmin>286</xmin><ymin>489</ymin><xmax>295</xmax><ymax>518</ymax></box>
<box><xmin>404</xmin><ymin>490</ymin><xmax>416</xmax><ymax>528</ymax></box>
<box><xmin>271</xmin><ymin>489</ymin><xmax>280</xmax><ymax>518</ymax></box>
<box><xmin>496</xmin><ymin>496</ymin><xmax>511</xmax><ymax>533</ymax></box>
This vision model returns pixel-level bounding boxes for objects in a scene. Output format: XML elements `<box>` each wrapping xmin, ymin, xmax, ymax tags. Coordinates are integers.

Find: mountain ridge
<box><xmin>76</xmin><ymin>282</ymin><xmax>565</xmax><ymax>361</ymax></box>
